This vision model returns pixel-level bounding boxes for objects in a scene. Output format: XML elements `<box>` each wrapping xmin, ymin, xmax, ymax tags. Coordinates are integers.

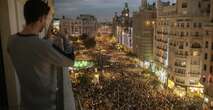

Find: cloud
<box><xmin>55</xmin><ymin>0</ymin><xmax>175</xmax><ymax>21</ymax></box>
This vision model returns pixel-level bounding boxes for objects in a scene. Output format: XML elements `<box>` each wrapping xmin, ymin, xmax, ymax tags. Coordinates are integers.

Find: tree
<box><xmin>83</xmin><ymin>38</ymin><xmax>96</xmax><ymax>49</ymax></box>
<box><xmin>77</xmin><ymin>74</ymin><xmax>92</xmax><ymax>88</ymax></box>
<box><xmin>79</xmin><ymin>33</ymin><xmax>89</xmax><ymax>40</ymax></box>
<box><xmin>126</xmin><ymin>52</ymin><xmax>137</xmax><ymax>58</ymax></box>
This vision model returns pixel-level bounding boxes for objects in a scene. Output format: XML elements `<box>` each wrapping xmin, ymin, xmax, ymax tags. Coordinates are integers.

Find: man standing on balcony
<box><xmin>7</xmin><ymin>0</ymin><xmax>75</xmax><ymax>110</ymax></box>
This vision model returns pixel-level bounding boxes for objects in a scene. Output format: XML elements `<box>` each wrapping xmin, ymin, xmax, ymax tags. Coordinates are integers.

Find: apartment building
<box><xmin>60</xmin><ymin>15</ymin><xmax>97</xmax><ymax>38</ymax></box>
<box><xmin>133</xmin><ymin>0</ymin><xmax>156</xmax><ymax>62</ymax></box>
<box><xmin>154</xmin><ymin>0</ymin><xmax>211</xmax><ymax>96</ymax></box>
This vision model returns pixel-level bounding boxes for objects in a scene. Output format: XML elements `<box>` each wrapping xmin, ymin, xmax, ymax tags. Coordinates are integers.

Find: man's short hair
<box><xmin>24</xmin><ymin>0</ymin><xmax>50</xmax><ymax>25</ymax></box>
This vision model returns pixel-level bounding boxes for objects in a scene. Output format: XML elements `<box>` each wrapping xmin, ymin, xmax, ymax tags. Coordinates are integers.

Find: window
<box><xmin>212</xmin><ymin>55</ymin><xmax>213</xmax><ymax>61</ymax></box>
<box><xmin>204</xmin><ymin>64</ymin><xmax>207</xmax><ymax>71</ymax></box>
<box><xmin>210</xmin><ymin>66</ymin><xmax>213</xmax><ymax>73</ymax></box>
<box><xmin>193</xmin><ymin>23</ymin><xmax>197</xmax><ymax>28</ymax></box>
<box><xmin>181</xmin><ymin>23</ymin><xmax>184</xmax><ymax>28</ymax></box>
<box><xmin>186</xmin><ymin>42</ymin><xmax>188</xmax><ymax>47</ymax></box>
<box><xmin>206</xmin><ymin>31</ymin><xmax>209</xmax><ymax>35</ymax></box>
<box><xmin>206</xmin><ymin>41</ymin><xmax>209</xmax><ymax>48</ymax></box>
<box><xmin>207</xmin><ymin>4</ymin><xmax>210</xmax><ymax>14</ymax></box>
<box><xmin>185</xmin><ymin>51</ymin><xmax>188</xmax><ymax>56</ymax></box>
<box><xmin>198</xmin><ymin>23</ymin><xmax>202</xmax><ymax>28</ymax></box>
<box><xmin>205</xmin><ymin>53</ymin><xmax>208</xmax><ymax>60</ymax></box>
<box><xmin>180</xmin><ymin>32</ymin><xmax>184</xmax><ymax>37</ymax></box>
<box><xmin>195</xmin><ymin>32</ymin><xmax>199</xmax><ymax>36</ymax></box>
<box><xmin>182</xmin><ymin>3</ymin><xmax>188</xmax><ymax>8</ymax></box>
<box><xmin>186</xmin><ymin>32</ymin><xmax>189</xmax><ymax>36</ymax></box>
<box><xmin>191</xmin><ymin>43</ymin><xmax>201</xmax><ymax>48</ymax></box>
<box><xmin>189</xmin><ymin>80</ymin><xmax>197</xmax><ymax>85</ymax></box>
<box><xmin>186</xmin><ymin>23</ymin><xmax>190</xmax><ymax>28</ymax></box>
<box><xmin>198</xmin><ymin>2</ymin><xmax>201</xmax><ymax>8</ymax></box>
<box><xmin>212</xmin><ymin>42</ymin><xmax>213</xmax><ymax>50</ymax></box>
<box><xmin>192</xmin><ymin>51</ymin><xmax>199</xmax><ymax>56</ymax></box>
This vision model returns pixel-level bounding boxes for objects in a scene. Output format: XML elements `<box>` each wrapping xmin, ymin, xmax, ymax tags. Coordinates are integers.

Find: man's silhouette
<box><xmin>7</xmin><ymin>0</ymin><xmax>75</xmax><ymax>110</ymax></box>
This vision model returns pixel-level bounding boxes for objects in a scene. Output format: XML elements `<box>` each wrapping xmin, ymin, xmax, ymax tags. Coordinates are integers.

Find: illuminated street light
<box><xmin>94</xmin><ymin>74</ymin><xmax>100</xmax><ymax>84</ymax></box>
<box><xmin>94</xmin><ymin>74</ymin><xmax>99</xmax><ymax>79</ymax></box>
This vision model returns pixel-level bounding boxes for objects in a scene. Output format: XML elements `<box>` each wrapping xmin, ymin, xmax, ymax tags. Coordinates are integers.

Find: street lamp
<box><xmin>94</xmin><ymin>74</ymin><xmax>99</xmax><ymax>79</ymax></box>
<box><xmin>94</xmin><ymin>74</ymin><xmax>100</xmax><ymax>84</ymax></box>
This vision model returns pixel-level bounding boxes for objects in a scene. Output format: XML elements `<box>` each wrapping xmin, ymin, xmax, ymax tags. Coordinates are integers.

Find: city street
<box><xmin>1</xmin><ymin>0</ymin><xmax>213</xmax><ymax>110</ymax></box>
<box><xmin>70</xmin><ymin>36</ymin><xmax>203</xmax><ymax>110</ymax></box>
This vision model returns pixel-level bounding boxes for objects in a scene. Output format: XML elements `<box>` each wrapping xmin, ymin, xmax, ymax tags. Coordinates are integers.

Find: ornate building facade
<box><xmin>112</xmin><ymin>2</ymin><xmax>133</xmax><ymax>49</ymax></box>
<box><xmin>60</xmin><ymin>15</ymin><xmax>97</xmax><ymax>37</ymax></box>
<box><xmin>201</xmin><ymin>0</ymin><xmax>213</xmax><ymax>109</ymax></box>
<box><xmin>154</xmin><ymin>0</ymin><xmax>211</xmax><ymax>97</ymax></box>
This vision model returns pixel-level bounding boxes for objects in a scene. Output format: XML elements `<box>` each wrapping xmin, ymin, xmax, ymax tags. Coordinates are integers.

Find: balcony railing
<box><xmin>189</xmin><ymin>72</ymin><xmax>200</xmax><ymax>77</ymax></box>
<box><xmin>155</xmin><ymin>39</ymin><xmax>168</xmax><ymax>43</ymax></box>
<box><xmin>175</xmin><ymin>72</ymin><xmax>186</xmax><ymax>77</ymax></box>
<box><xmin>156</xmin><ymin>46</ymin><xmax>167</xmax><ymax>51</ymax></box>
<box><xmin>175</xmin><ymin>80</ymin><xmax>185</xmax><ymax>85</ymax></box>
<box><xmin>174</xmin><ymin>64</ymin><xmax>186</xmax><ymax>68</ymax></box>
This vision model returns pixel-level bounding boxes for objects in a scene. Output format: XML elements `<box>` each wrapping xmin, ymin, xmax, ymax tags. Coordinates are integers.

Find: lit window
<box><xmin>181</xmin><ymin>62</ymin><xmax>186</xmax><ymax>66</ymax></box>
<box><xmin>192</xmin><ymin>51</ymin><xmax>199</xmax><ymax>56</ymax></box>
<box><xmin>152</xmin><ymin>21</ymin><xmax>155</xmax><ymax>25</ymax></box>
<box><xmin>146</xmin><ymin>21</ymin><xmax>151</xmax><ymax>26</ymax></box>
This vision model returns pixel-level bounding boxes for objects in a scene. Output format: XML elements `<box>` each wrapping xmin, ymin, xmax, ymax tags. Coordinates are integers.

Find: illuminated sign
<box><xmin>73</xmin><ymin>60</ymin><xmax>94</xmax><ymax>69</ymax></box>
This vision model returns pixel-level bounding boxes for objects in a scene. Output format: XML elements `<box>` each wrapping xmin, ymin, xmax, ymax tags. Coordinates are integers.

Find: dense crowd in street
<box><xmin>73</xmin><ymin>69</ymin><xmax>202</xmax><ymax>110</ymax></box>
<box><xmin>71</xmin><ymin>36</ymin><xmax>203</xmax><ymax>110</ymax></box>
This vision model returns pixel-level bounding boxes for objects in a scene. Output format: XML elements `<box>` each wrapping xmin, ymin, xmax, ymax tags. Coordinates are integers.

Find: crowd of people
<box><xmin>71</xmin><ymin>36</ymin><xmax>203</xmax><ymax>110</ymax></box>
<box><xmin>72</xmin><ymin>69</ymin><xmax>202</xmax><ymax>110</ymax></box>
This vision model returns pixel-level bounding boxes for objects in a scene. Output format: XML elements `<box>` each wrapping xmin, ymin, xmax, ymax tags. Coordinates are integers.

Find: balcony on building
<box><xmin>175</xmin><ymin>68</ymin><xmax>186</xmax><ymax>77</ymax></box>
<box><xmin>174</xmin><ymin>63</ymin><xmax>186</xmax><ymax>68</ymax></box>
<box><xmin>189</xmin><ymin>72</ymin><xmax>201</xmax><ymax>77</ymax></box>
<box><xmin>175</xmin><ymin>51</ymin><xmax>188</xmax><ymax>58</ymax></box>
<box><xmin>175</xmin><ymin>79</ymin><xmax>185</xmax><ymax>85</ymax></box>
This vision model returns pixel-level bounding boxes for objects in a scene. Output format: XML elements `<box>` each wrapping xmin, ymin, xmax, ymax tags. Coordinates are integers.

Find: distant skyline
<box><xmin>55</xmin><ymin>0</ymin><xmax>176</xmax><ymax>21</ymax></box>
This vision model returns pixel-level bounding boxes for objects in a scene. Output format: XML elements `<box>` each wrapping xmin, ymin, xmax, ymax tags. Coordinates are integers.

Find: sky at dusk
<box><xmin>55</xmin><ymin>0</ymin><xmax>176</xmax><ymax>21</ymax></box>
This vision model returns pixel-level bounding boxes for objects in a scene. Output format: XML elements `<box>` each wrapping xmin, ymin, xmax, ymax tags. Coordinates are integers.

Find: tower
<box><xmin>122</xmin><ymin>2</ymin><xmax>129</xmax><ymax>17</ymax></box>
<box><xmin>121</xmin><ymin>2</ymin><xmax>130</xmax><ymax>30</ymax></box>
<box><xmin>156</xmin><ymin>0</ymin><xmax>162</xmax><ymax>16</ymax></box>
<box><xmin>141</xmin><ymin>0</ymin><xmax>148</xmax><ymax>9</ymax></box>
<box><xmin>156</xmin><ymin>0</ymin><xmax>161</xmax><ymax>8</ymax></box>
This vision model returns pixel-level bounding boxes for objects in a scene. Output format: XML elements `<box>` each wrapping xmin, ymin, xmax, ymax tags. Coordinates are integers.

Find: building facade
<box><xmin>202</xmin><ymin>23</ymin><xmax>213</xmax><ymax>110</ymax></box>
<box><xmin>154</xmin><ymin>0</ymin><xmax>211</xmax><ymax>96</ymax></box>
<box><xmin>112</xmin><ymin>2</ymin><xmax>133</xmax><ymax>49</ymax></box>
<box><xmin>133</xmin><ymin>0</ymin><xmax>156</xmax><ymax>62</ymax></box>
<box><xmin>60</xmin><ymin>18</ymin><xmax>83</xmax><ymax>37</ymax></box>
<box><xmin>201</xmin><ymin>0</ymin><xmax>213</xmax><ymax>109</ymax></box>
<box><xmin>97</xmin><ymin>22</ymin><xmax>113</xmax><ymax>37</ymax></box>
<box><xmin>60</xmin><ymin>15</ymin><xmax>97</xmax><ymax>37</ymax></box>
